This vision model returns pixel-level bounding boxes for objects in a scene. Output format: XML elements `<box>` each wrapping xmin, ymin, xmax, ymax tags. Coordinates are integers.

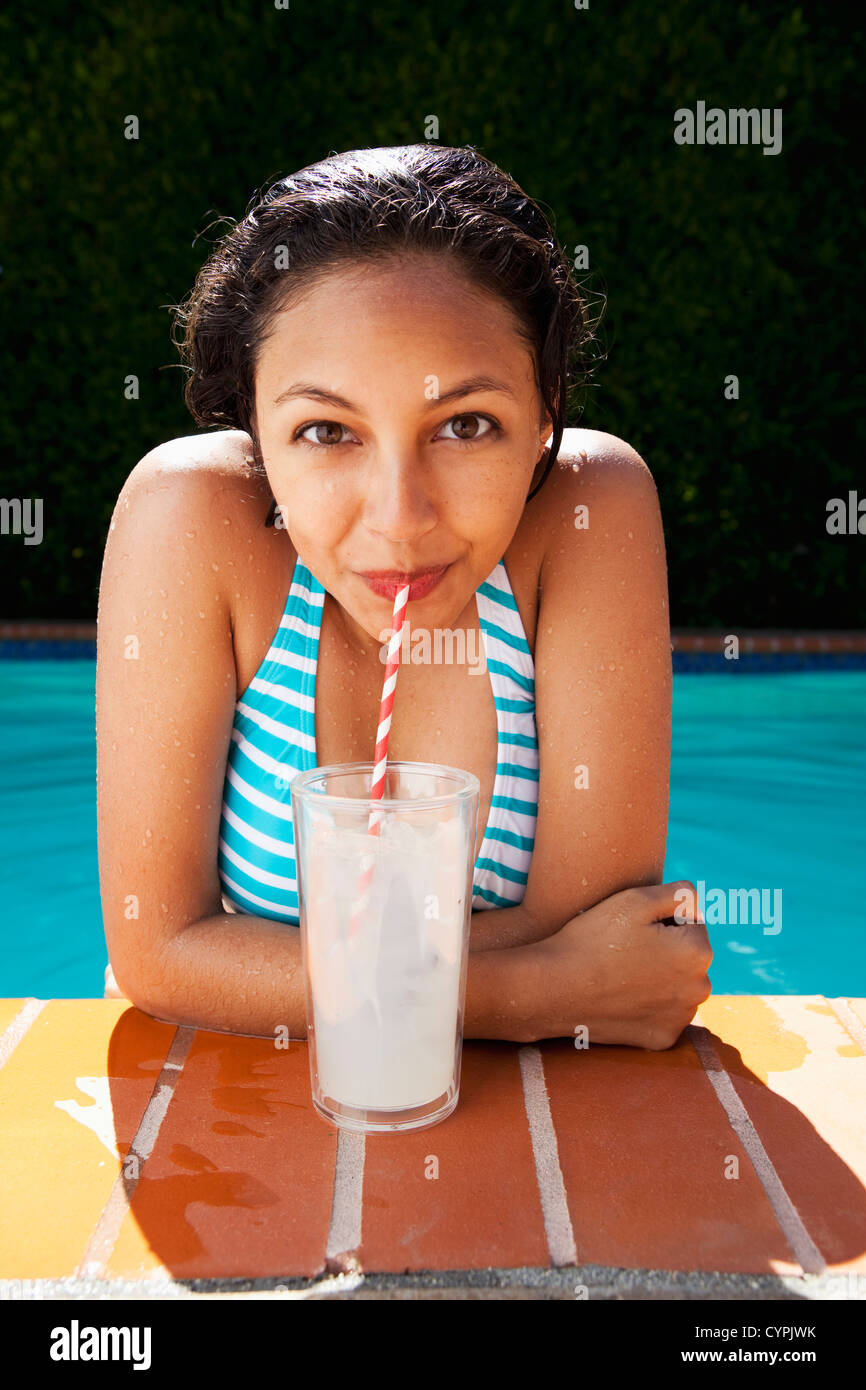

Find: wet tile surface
<box><xmin>1</xmin><ymin>996</ymin><xmax>864</xmax><ymax>1283</ymax></box>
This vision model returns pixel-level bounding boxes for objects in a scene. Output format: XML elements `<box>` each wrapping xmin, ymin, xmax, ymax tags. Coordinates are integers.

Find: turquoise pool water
<box><xmin>0</xmin><ymin>662</ymin><xmax>864</xmax><ymax>998</ymax></box>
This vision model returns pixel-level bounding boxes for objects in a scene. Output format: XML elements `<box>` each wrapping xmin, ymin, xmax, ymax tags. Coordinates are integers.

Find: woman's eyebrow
<box><xmin>272</xmin><ymin>375</ymin><xmax>518</xmax><ymax>411</ymax></box>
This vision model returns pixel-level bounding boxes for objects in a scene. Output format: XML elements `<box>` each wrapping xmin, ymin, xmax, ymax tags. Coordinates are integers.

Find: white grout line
<box><xmin>686</xmin><ymin>1024</ymin><xmax>826</xmax><ymax>1276</ymax></box>
<box><xmin>0</xmin><ymin>999</ymin><xmax>47</xmax><ymax>1070</ymax></box>
<box><xmin>827</xmin><ymin>999</ymin><xmax>866</xmax><ymax>1055</ymax></box>
<box><xmin>518</xmin><ymin>1046</ymin><xmax>578</xmax><ymax>1268</ymax></box>
<box><xmin>75</xmin><ymin>1026</ymin><xmax>197</xmax><ymax>1279</ymax></box>
<box><xmin>324</xmin><ymin>1129</ymin><xmax>366</xmax><ymax>1271</ymax></box>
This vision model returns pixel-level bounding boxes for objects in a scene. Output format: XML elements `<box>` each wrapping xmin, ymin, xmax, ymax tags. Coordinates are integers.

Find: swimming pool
<box><xmin>0</xmin><ymin>661</ymin><xmax>863</xmax><ymax>998</ymax></box>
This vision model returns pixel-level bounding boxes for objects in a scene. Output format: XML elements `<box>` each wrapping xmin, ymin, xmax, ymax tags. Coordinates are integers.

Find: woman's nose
<box><xmin>362</xmin><ymin>455</ymin><xmax>438</xmax><ymax>542</ymax></box>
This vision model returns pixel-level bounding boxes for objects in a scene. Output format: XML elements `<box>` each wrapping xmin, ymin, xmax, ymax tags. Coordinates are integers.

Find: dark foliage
<box><xmin>1</xmin><ymin>0</ymin><xmax>862</xmax><ymax>625</ymax></box>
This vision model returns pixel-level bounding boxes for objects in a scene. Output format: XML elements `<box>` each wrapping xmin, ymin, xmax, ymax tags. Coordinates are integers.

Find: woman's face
<box><xmin>251</xmin><ymin>252</ymin><xmax>552</xmax><ymax>650</ymax></box>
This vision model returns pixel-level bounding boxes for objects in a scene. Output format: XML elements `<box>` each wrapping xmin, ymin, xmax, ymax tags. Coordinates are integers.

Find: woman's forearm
<box><xmin>469</xmin><ymin>902</ymin><xmax>561</xmax><ymax>952</ymax></box>
<box><xmin>118</xmin><ymin>910</ymin><xmax>549</xmax><ymax>1043</ymax></box>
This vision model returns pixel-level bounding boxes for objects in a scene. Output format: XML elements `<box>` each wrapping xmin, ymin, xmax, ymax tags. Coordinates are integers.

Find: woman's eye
<box><xmin>293</xmin><ymin>421</ymin><xmax>355</xmax><ymax>447</ymax></box>
<box><xmin>292</xmin><ymin>414</ymin><xmax>500</xmax><ymax>448</ymax></box>
<box><xmin>437</xmin><ymin>413</ymin><xmax>499</xmax><ymax>442</ymax></box>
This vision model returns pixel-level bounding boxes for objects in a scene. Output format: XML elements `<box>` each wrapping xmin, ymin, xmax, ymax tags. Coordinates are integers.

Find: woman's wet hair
<box><xmin>172</xmin><ymin>144</ymin><xmax>604</xmax><ymax>522</ymax></box>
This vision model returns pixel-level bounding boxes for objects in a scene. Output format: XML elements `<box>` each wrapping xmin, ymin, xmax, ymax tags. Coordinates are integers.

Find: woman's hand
<box><xmin>527</xmin><ymin>881</ymin><xmax>713</xmax><ymax>1049</ymax></box>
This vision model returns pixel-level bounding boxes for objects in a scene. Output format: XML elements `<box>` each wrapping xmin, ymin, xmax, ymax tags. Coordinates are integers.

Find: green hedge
<box><xmin>1</xmin><ymin>0</ymin><xmax>862</xmax><ymax>625</ymax></box>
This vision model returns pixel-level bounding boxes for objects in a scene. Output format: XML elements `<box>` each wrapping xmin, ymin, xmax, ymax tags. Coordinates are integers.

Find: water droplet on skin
<box><xmin>199</xmin><ymin>612</ymin><xmax>205</xmax><ymax>618</ymax></box>
<box><xmin>581</xmin><ymin>876</ymin><xmax>588</xmax><ymax>886</ymax></box>
<box><xmin>185</xmin><ymin>531</ymin><xmax>196</xmax><ymax>539</ymax></box>
<box><xmin>627</xmin><ymin>530</ymin><xmax>634</xmax><ymax>539</ymax></box>
<box><xmin>608</xmin><ymin>663</ymin><xmax>616</xmax><ymax>671</ymax></box>
<box><xmin>212</xmin><ymin>563</ymin><xmax>219</xmax><ymax>571</ymax></box>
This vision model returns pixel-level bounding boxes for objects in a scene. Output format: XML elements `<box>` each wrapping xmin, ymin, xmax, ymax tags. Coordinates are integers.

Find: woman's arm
<box><xmin>121</xmin><ymin>906</ymin><xmax>546</xmax><ymax>1042</ymax></box>
<box><xmin>519</xmin><ymin>430</ymin><xmax>672</xmax><ymax>935</ymax></box>
<box><xmin>96</xmin><ymin>442</ymin><xmax>248</xmax><ymax>1011</ymax></box>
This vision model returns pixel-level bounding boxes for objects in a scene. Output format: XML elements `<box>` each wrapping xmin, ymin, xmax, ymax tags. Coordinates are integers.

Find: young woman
<box><xmin>97</xmin><ymin>144</ymin><xmax>711</xmax><ymax>1047</ymax></box>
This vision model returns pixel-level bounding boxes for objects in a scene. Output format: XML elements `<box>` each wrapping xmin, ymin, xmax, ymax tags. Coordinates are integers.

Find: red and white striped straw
<box><xmin>347</xmin><ymin>581</ymin><xmax>411</xmax><ymax>941</ymax></box>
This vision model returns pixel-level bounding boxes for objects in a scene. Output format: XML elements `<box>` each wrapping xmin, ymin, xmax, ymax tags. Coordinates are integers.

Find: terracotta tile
<box><xmin>361</xmin><ymin>1042</ymin><xmax>549</xmax><ymax>1273</ymax></box>
<box><xmin>543</xmin><ymin>1031</ymin><xmax>801</xmax><ymax>1275</ymax></box>
<box><xmin>0</xmin><ymin>1001</ymin><xmax>175</xmax><ymax>1277</ymax></box>
<box><xmin>696</xmin><ymin>996</ymin><xmax>866</xmax><ymax>1273</ymax></box>
<box><xmin>106</xmin><ymin>1030</ymin><xmax>336</xmax><ymax>1281</ymax></box>
<box><xmin>669</xmin><ymin>631</ymin><xmax>866</xmax><ymax>653</ymax></box>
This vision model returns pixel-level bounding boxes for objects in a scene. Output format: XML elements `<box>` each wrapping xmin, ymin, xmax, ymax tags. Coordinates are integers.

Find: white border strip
<box><xmin>518</xmin><ymin>1046</ymin><xmax>578</xmax><ymax>1267</ymax></box>
<box><xmin>828</xmin><ymin>998</ymin><xmax>866</xmax><ymax>1055</ymax></box>
<box><xmin>0</xmin><ymin>999</ymin><xmax>46</xmax><ymax>1070</ymax></box>
<box><xmin>687</xmin><ymin>1024</ymin><xmax>826</xmax><ymax>1275</ymax></box>
<box><xmin>325</xmin><ymin>1129</ymin><xmax>365</xmax><ymax>1271</ymax></box>
<box><xmin>76</xmin><ymin>1026</ymin><xmax>197</xmax><ymax>1279</ymax></box>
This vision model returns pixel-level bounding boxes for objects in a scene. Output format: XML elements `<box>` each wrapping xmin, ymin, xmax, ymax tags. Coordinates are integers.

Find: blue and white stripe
<box><xmin>472</xmin><ymin>564</ymin><xmax>540</xmax><ymax>908</ymax></box>
<box><xmin>217</xmin><ymin>556</ymin><xmax>539</xmax><ymax>924</ymax></box>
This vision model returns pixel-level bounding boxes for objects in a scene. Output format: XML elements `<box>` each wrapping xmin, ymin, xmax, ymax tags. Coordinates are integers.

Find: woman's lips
<box><xmin>359</xmin><ymin>564</ymin><xmax>451</xmax><ymax>601</ymax></box>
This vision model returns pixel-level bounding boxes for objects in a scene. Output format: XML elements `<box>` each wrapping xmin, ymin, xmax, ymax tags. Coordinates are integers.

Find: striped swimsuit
<box><xmin>217</xmin><ymin>553</ymin><xmax>539</xmax><ymax>924</ymax></box>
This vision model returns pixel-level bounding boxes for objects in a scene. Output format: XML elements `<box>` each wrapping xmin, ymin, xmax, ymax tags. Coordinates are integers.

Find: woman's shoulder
<box><xmin>522</xmin><ymin>429</ymin><xmax>659</xmax><ymax>565</ymax></box>
<box><xmin>129</xmin><ymin>429</ymin><xmax>264</xmax><ymax>495</ymax></box>
<box><xmin>535</xmin><ymin>428</ymin><xmax>655</xmax><ymax>508</ymax></box>
<box><xmin>115</xmin><ymin>429</ymin><xmax>290</xmax><ymax>622</ymax></box>
<box><xmin>505</xmin><ymin>429</ymin><xmax>658</xmax><ymax>642</ymax></box>
<box><xmin>123</xmin><ymin>428</ymin><xmax>280</xmax><ymax>546</ymax></box>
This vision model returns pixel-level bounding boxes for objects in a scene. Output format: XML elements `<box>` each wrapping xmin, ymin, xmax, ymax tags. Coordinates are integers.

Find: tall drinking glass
<box><xmin>291</xmin><ymin>761</ymin><xmax>480</xmax><ymax>1133</ymax></box>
